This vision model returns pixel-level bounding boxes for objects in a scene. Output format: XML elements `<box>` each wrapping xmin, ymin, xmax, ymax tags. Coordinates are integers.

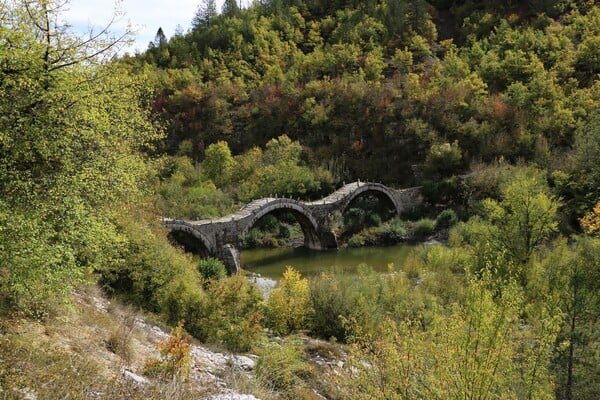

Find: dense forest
<box><xmin>1</xmin><ymin>0</ymin><xmax>599</xmax><ymax>399</ymax></box>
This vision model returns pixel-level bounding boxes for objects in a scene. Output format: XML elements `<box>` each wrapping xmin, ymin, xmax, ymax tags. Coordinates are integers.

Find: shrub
<box><xmin>258</xmin><ymin>214</ymin><xmax>279</xmax><ymax>232</ymax></box>
<box><xmin>579</xmin><ymin>200</ymin><xmax>600</xmax><ymax>235</ymax></box>
<box><xmin>278</xmin><ymin>223</ymin><xmax>293</xmax><ymax>239</ymax></box>
<box><xmin>380</xmin><ymin>218</ymin><xmax>408</xmax><ymax>244</ymax></box>
<box><xmin>197</xmin><ymin>275</ymin><xmax>264</xmax><ymax>352</ymax></box>
<box><xmin>344</xmin><ymin>207</ymin><xmax>367</xmax><ymax>230</ymax></box>
<box><xmin>435</xmin><ymin>209</ymin><xmax>459</xmax><ymax>230</ymax></box>
<box><xmin>309</xmin><ymin>267</ymin><xmax>431</xmax><ymax>342</ymax></box>
<box><xmin>424</xmin><ymin>140</ymin><xmax>463</xmax><ymax>178</ymax></box>
<box><xmin>197</xmin><ymin>257</ymin><xmax>227</xmax><ymax>281</ymax></box>
<box><xmin>143</xmin><ymin>321</ymin><xmax>191</xmax><ymax>381</ymax></box>
<box><xmin>255</xmin><ymin>339</ymin><xmax>312</xmax><ymax>393</ymax></box>
<box><xmin>309</xmin><ymin>272</ymin><xmax>353</xmax><ymax>341</ymax></box>
<box><xmin>265</xmin><ymin>267</ymin><xmax>314</xmax><ymax>336</ymax></box>
<box><xmin>347</xmin><ymin>232</ymin><xmax>367</xmax><ymax>247</ymax></box>
<box><xmin>158</xmin><ymin>272</ymin><xmax>205</xmax><ymax>327</ymax></box>
<box><xmin>338</xmin><ymin>281</ymin><xmax>558</xmax><ymax>400</ymax></box>
<box><xmin>242</xmin><ymin>228</ymin><xmax>263</xmax><ymax>248</ymax></box>
<box><xmin>365</xmin><ymin>211</ymin><xmax>382</xmax><ymax>227</ymax></box>
<box><xmin>412</xmin><ymin>218</ymin><xmax>436</xmax><ymax>238</ymax></box>
<box><xmin>422</xmin><ymin>176</ymin><xmax>465</xmax><ymax>206</ymax></box>
<box><xmin>99</xmin><ymin>216</ymin><xmax>205</xmax><ymax>320</ymax></box>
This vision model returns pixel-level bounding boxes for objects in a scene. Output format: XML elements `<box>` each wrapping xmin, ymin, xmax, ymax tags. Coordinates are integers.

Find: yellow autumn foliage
<box><xmin>266</xmin><ymin>267</ymin><xmax>314</xmax><ymax>336</ymax></box>
<box><xmin>580</xmin><ymin>201</ymin><xmax>600</xmax><ymax>235</ymax></box>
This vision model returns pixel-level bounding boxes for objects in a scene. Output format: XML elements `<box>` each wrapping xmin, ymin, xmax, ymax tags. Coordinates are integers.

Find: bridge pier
<box><xmin>315</xmin><ymin>228</ymin><xmax>338</xmax><ymax>250</ymax></box>
<box><xmin>217</xmin><ymin>244</ymin><xmax>240</xmax><ymax>275</ymax></box>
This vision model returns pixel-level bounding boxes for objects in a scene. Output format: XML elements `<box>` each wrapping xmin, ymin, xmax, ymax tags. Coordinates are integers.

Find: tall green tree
<box><xmin>481</xmin><ymin>172</ymin><xmax>559</xmax><ymax>264</ymax></box>
<box><xmin>0</xmin><ymin>0</ymin><xmax>159</xmax><ymax>316</ymax></box>
<box><xmin>201</xmin><ymin>140</ymin><xmax>236</xmax><ymax>186</ymax></box>
<box><xmin>542</xmin><ymin>238</ymin><xmax>600</xmax><ymax>400</ymax></box>
<box><xmin>192</xmin><ymin>0</ymin><xmax>217</xmax><ymax>28</ymax></box>
<box><xmin>147</xmin><ymin>27</ymin><xmax>170</xmax><ymax>67</ymax></box>
<box><xmin>222</xmin><ymin>0</ymin><xmax>240</xmax><ymax>17</ymax></box>
<box><xmin>462</xmin><ymin>170</ymin><xmax>559</xmax><ymax>278</ymax></box>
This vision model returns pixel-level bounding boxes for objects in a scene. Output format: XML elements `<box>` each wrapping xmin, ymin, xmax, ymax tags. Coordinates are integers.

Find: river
<box><xmin>241</xmin><ymin>244</ymin><xmax>415</xmax><ymax>280</ymax></box>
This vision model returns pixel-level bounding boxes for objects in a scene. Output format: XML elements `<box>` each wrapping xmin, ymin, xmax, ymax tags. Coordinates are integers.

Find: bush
<box><xmin>255</xmin><ymin>339</ymin><xmax>312</xmax><ymax>394</ymax></box>
<box><xmin>412</xmin><ymin>218</ymin><xmax>436</xmax><ymax>238</ymax></box>
<box><xmin>338</xmin><ymin>281</ymin><xmax>557</xmax><ymax>400</ymax></box>
<box><xmin>258</xmin><ymin>214</ymin><xmax>279</xmax><ymax>232</ymax></box>
<box><xmin>197</xmin><ymin>257</ymin><xmax>227</xmax><ymax>281</ymax></box>
<box><xmin>435</xmin><ymin>209</ymin><xmax>459</xmax><ymax>230</ymax></box>
<box><xmin>143</xmin><ymin>322</ymin><xmax>191</xmax><ymax>381</ymax></box>
<box><xmin>344</xmin><ymin>207</ymin><xmax>367</xmax><ymax>230</ymax></box>
<box><xmin>347</xmin><ymin>232</ymin><xmax>367</xmax><ymax>247</ymax></box>
<box><xmin>421</xmin><ymin>176</ymin><xmax>465</xmax><ymax>206</ymax></box>
<box><xmin>99</xmin><ymin>216</ymin><xmax>205</xmax><ymax>319</ymax></box>
<box><xmin>424</xmin><ymin>140</ymin><xmax>463</xmax><ymax>178</ymax></box>
<box><xmin>380</xmin><ymin>218</ymin><xmax>408</xmax><ymax>244</ymax></box>
<box><xmin>265</xmin><ymin>267</ymin><xmax>314</xmax><ymax>336</ymax></box>
<box><xmin>278</xmin><ymin>223</ymin><xmax>293</xmax><ymax>239</ymax></box>
<box><xmin>158</xmin><ymin>272</ymin><xmax>205</xmax><ymax>327</ymax></box>
<box><xmin>309</xmin><ymin>272</ymin><xmax>353</xmax><ymax>341</ymax></box>
<box><xmin>365</xmin><ymin>211</ymin><xmax>382</xmax><ymax>227</ymax></box>
<box><xmin>196</xmin><ymin>275</ymin><xmax>264</xmax><ymax>352</ymax></box>
<box><xmin>242</xmin><ymin>228</ymin><xmax>263</xmax><ymax>248</ymax></box>
<box><xmin>309</xmin><ymin>267</ymin><xmax>430</xmax><ymax>342</ymax></box>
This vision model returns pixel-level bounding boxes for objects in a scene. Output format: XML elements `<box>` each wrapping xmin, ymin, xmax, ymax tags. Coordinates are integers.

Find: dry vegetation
<box><xmin>0</xmin><ymin>285</ymin><xmax>218</xmax><ymax>399</ymax></box>
<box><xmin>0</xmin><ymin>284</ymin><xmax>346</xmax><ymax>400</ymax></box>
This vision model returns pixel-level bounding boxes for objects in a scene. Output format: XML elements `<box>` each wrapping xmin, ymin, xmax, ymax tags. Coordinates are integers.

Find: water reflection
<box><xmin>241</xmin><ymin>244</ymin><xmax>415</xmax><ymax>279</ymax></box>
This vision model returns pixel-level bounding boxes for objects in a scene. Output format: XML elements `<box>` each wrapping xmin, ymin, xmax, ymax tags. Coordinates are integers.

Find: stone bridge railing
<box><xmin>165</xmin><ymin>181</ymin><xmax>422</xmax><ymax>273</ymax></box>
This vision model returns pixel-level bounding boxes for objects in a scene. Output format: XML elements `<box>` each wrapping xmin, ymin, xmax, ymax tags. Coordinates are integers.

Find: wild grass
<box><xmin>0</xmin><ymin>287</ymin><xmax>211</xmax><ymax>400</ymax></box>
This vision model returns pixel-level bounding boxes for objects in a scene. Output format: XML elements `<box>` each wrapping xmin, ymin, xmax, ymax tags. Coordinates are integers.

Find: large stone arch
<box><xmin>165</xmin><ymin>221</ymin><xmax>215</xmax><ymax>256</ymax></box>
<box><xmin>340</xmin><ymin>183</ymin><xmax>403</xmax><ymax>216</ymax></box>
<box><xmin>240</xmin><ymin>200</ymin><xmax>325</xmax><ymax>250</ymax></box>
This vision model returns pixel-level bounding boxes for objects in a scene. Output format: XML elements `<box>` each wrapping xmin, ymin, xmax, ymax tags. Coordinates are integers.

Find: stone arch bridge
<box><xmin>164</xmin><ymin>181</ymin><xmax>422</xmax><ymax>273</ymax></box>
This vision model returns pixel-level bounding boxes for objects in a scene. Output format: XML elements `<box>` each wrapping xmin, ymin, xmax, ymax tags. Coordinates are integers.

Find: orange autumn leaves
<box><xmin>580</xmin><ymin>201</ymin><xmax>600</xmax><ymax>235</ymax></box>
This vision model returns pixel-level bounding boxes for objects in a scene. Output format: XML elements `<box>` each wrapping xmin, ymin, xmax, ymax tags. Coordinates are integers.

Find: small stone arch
<box><xmin>240</xmin><ymin>200</ymin><xmax>324</xmax><ymax>250</ymax></box>
<box><xmin>340</xmin><ymin>183</ymin><xmax>403</xmax><ymax>217</ymax></box>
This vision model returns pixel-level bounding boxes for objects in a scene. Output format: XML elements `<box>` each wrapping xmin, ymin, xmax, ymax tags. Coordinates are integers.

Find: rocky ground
<box><xmin>79</xmin><ymin>287</ymin><xmax>264</xmax><ymax>400</ymax></box>
<box><xmin>1</xmin><ymin>280</ymin><xmax>345</xmax><ymax>399</ymax></box>
<box><xmin>0</xmin><ymin>285</ymin><xmax>265</xmax><ymax>399</ymax></box>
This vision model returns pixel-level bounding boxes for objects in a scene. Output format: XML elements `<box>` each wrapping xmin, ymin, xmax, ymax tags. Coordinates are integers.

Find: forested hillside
<box><xmin>1</xmin><ymin>1</ymin><xmax>599</xmax><ymax>399</ymax></box>
<box><xmin>132</xmin><ymin>0</ymin><xmax>600</xmax><ymax>218</ymax></box>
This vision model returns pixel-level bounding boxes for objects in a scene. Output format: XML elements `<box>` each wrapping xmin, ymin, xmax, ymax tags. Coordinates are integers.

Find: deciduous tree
<box><xmin>0</xmin><ymin>0</ymin><xmax>158</xmax><ymax>315</ymax></box>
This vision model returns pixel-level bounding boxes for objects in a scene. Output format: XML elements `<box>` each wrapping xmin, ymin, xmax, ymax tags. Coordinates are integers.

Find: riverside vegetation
<box><xmin>1</xmin><ymin>0</ymin><xmax>600</xmax><ymax>399</ymax></box>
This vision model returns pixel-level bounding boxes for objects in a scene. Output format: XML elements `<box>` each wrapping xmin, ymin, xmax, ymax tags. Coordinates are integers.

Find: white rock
<box><xmin>206</xmin><ymin>393</ymin><xmax>261</xmax><ymax>400</ymax></box>
<box><xmin>247</xmin><ymin>276</ymin><xmax>277</xmax><ymax>299</ymax></box>
<box><xmin>121</xmin><ymin>369</ymin><xmax>149</xmax><ymax>386</ymax></box>
<box><xmin>233</xmin><ymin>355</ymin><xmax>257</xmax><ymax>371</ymax></box>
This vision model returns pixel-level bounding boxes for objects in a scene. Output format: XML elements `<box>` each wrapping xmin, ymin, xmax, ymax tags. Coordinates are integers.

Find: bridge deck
<box><xmin>165</xmin><ymin>181</ymin><xmax>416</xmax><ymax>228</ymax></box>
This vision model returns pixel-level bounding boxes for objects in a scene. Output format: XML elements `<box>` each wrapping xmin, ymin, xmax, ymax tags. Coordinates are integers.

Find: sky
<box><xmin>63</xmin><ymin>0</ymin><xmax>227</xmax><ymax>54</ymax></box>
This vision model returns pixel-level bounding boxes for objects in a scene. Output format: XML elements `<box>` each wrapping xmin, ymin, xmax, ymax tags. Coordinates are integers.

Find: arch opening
<box><xmin>240</xmin><ymin>205</ymin><xmax>323</xmax><ymax>250</ymax></box>
<box><xmin>168</xmin><ymin>230</ymin><xmax>211</xmax><ymax>258</ymax></box>
<box><xmin>339</xmin><ymin>189</ymin><xmax>399</xmax><ymax>241</ymax></box>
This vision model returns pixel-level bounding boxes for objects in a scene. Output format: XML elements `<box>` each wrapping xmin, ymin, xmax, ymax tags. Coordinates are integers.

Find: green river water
<box><xmin>241</xmin><ymin>244</ymin><xmax>416</xmax><ymax>280</ymax></box>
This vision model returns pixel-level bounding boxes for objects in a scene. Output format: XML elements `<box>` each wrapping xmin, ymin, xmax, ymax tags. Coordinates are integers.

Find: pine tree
<box><xmin>192</xmin><ymin>0</ymin><xmax>217</xmax><ymax>28</ymax></box>
<box><xmin>222</xmin><ymin>0</ymin><xmax>240</xmax><ymax>17</ymax></box>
